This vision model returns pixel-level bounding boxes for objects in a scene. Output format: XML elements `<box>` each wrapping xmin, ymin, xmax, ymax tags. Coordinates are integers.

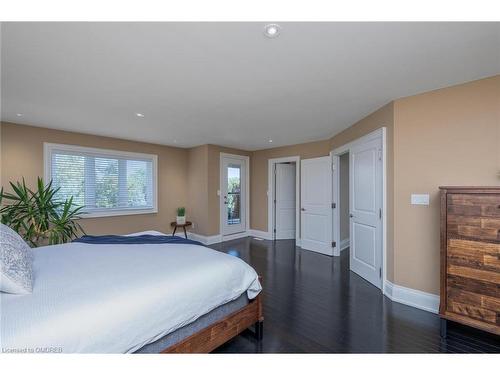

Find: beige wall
<box><xmin>392</xmin><ymin>75</ymin><xmax>500</xmax><ymax>294</ymax></box>
<box><xmin>1</xmin><ymin>122</ymin><xmax>189</xmax><ymax>235</ymax></box>
<box><xmin>250</xmin><ymin>139</ymin><xmax>331</xmax><ymax>232</ymax></box>
<box><xmin>187</xmin><ymin>145</ymin><xmax>210</xmax><ymax>235</ymax></box>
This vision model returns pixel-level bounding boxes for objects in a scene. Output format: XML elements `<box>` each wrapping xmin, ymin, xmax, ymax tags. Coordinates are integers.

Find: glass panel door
<box><xmin>227</xmin><ymin>165</ymin><xmax>241</xmax><ymax>225</ymax></box>
<box><xmin>221</xmin><ymin>155</ymin><xmax>246</xmax><ymax>236</ymax></box>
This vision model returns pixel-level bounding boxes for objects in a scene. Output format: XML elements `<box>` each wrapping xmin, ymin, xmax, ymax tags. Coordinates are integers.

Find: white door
<box><xmin>300</xmin><ymin>157</ymin><xmax>333</xmax><ymax>256</ymax></box>
<box><xmin>349</xmin><ymin>137</ymin><xmax>383</xmax><ymax>289</ymax></box>
<box><xmin>221</xmin><ymin>156</ymin><xmax>247</xmax><ymax>236</ymax></box>
<box><xmin>275</xmin><ymin>163</ymin><xmax>296</xmax><ymax>240</ymax></box>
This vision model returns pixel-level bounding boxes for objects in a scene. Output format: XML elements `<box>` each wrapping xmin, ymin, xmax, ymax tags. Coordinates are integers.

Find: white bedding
<box><xmin>0</xmin><ymin>231</ymin><xmax>261</xmax><ymax>353</ymax></box>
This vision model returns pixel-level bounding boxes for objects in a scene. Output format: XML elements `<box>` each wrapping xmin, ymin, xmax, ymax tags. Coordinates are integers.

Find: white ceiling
<box><xmin>1</xmin><ymin>22</ymin><xmax>499</xmax><ymax>150</ymax></box>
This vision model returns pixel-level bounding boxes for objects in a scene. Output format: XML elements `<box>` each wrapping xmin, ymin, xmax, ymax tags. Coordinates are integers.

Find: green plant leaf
<box><xmin>0</xmin><ymin>177</ymin><xmax>85</xmax><ymax>246</ymax></box>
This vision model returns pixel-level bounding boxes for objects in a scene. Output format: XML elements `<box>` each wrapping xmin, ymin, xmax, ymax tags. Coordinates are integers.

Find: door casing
<box><xmin>331</xmin><ymin>127</ymin><xmax>387</xmax><ymax>291</ymax></box>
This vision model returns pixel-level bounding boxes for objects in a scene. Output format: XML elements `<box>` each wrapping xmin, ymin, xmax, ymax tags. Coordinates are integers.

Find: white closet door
<box><xmin>275</xmin><ymin>163</ymin><xmax>296</xmax><ymax>240</ymax></box>
<box><xmin>300</xmin><ymin>156</ymin><xmax>333</xmax><ymax>256</ymax></box>
<box><xmin>349</xmin><ymin>137</ymin><xmax>383</xmax><ymax>289</ymax></box>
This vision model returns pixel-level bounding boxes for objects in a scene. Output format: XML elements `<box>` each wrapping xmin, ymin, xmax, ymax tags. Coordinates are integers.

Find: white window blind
<box><xmin>44</xmin><ymin>143</ymin><xmax>157</xmax><ymax>217</ymax></box>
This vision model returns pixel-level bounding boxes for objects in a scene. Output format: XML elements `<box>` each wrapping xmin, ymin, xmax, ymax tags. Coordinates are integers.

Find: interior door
<box><xmin>349</xmin><ymin>137</ymin><xmax>382</xmax><ymax>289</ymax></box>
<box><xmin>300</xmin><ymin>156</ymin><xmax>333</xmax><ymax>255</ymax></box>
<box><xmin>275</xmin><ymin>163</ymin><xmax>296</xmax><ymax>240</ymax></box>
<box><xmin>222</xmin><ymin>156</ymin><xmax>246</xmax><ymax>236</ymax></box>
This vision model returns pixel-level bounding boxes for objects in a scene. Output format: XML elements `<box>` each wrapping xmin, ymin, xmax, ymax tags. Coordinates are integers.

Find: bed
<box><xmin>0</xmin><ymin>231</ymin><xmax>263</xmax><ymax>353</ymax></box>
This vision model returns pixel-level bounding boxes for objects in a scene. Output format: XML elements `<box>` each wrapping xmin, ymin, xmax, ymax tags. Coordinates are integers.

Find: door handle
<box><xmin>349</xmin><ymin>214</ymin><xmax>354</xmax><ymax>218</ymax></box>
<box><xmin>301</xmin><ymin>208</ymin><xmax>306</xmax><ymax>211</ymax></box>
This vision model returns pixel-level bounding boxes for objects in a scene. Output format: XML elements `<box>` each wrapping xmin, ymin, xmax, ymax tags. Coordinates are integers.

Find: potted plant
<box><xmin>0</xmin><ymin>177</ymin><xmax>85</xmax><ymax>247</ymax></box>
<box><xmin>176</xmin><ymin>207</ymin><xmax>186</xmax><ymax>225</ymax></box>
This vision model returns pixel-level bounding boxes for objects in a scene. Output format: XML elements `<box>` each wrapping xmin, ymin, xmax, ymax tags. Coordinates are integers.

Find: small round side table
<box><xmin>170</xmin><ymin>221</ymin><xmax>192</xmax><ymax>239</ymax></box>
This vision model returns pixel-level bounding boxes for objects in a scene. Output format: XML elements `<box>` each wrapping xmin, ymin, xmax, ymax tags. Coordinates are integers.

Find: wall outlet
<box><xmin>411</xmin><ymin>194</ymin><xmax>430</xmax><ymax>206</ymax></box>
<box><xmin>191</xmin><ymin>222</ymin><xmax>195</xmax><ymax>229</ymax></box>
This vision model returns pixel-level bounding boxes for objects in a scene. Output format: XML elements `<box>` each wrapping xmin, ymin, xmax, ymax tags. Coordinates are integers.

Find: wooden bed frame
<box><xmin>162</xmin><ymin>293</ymin><xmax>264</xmax><ymax>353</ymax></box>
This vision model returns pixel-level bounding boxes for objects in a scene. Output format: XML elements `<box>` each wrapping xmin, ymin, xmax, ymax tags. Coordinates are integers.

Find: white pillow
<box><xmin>0</xmin><ymin>223</ymin><xmax>34</xmax><ymax>294</ymax></box>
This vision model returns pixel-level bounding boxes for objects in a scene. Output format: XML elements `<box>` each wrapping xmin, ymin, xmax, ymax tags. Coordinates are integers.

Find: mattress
<box><xmin>1</xmin><ymin>231</ymin><xmax>261</xmax><ymax>353</ymax></box>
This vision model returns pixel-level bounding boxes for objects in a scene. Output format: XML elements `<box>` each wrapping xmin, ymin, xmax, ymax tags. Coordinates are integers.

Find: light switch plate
<box><xmin>411</xmin><ymin>194</ymin><xmax>430</xmax><ymax>206</ymax></box>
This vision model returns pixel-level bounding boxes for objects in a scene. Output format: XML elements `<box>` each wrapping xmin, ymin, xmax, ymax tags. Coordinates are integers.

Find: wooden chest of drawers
<box><xmin>439</xmin><ymin>187</ymin><xmax>500</xmax><ymax>336</ymax></box>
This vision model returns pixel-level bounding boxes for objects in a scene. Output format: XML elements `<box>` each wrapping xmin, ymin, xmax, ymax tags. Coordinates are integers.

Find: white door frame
<box><xmin>331</xmin><ymin>127</ymin><xmax>387</xmax><ymax>291</ymax></box>
<box><xmin>267</xmin><ymin>156</ymin><xmax>300</xmax><ymax>241</ymax></box>
<box><xmin>220</xmin><ymin>153</ymin><xmax>250</xmax><ymax>238</ymax></box>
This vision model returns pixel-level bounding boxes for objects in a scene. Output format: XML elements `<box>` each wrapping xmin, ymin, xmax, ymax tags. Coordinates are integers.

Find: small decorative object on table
<box><xmin>170</xmin><ymin>221</ymin><xmax>192</xmax><ymax>239</ymax></box>
<box><xmin>176</xmin><ymin>207</ymin><xmax>186</xmax><ymax>225</ymax></box>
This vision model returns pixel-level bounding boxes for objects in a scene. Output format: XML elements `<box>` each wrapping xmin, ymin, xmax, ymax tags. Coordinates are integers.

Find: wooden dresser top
<box><xmin>439</xmin><ymin>186</ymin><xmax>500</xmax><ymax>193</ymax></box>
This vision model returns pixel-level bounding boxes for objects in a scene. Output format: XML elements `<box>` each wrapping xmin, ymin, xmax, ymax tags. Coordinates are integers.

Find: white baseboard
<box><xmin>186</xmin><ymin>232</ymin><xmax>222</xmax><ymax>245</ymax></box>
<box><xmin>222</xmin><ymin>231</ymin><xmax>251</xmax><ymax>241</ymax></box>
<box><xmin>189</xmin><ymin>229</ymin><xmax>297</xmax><ymax>243</ymax></box>
<box><xmin>249</xmin><ymin>229</ymin><xmax>273</xmax><ymax>240</ymax></box>
<box><xmin>333</xmin><ymin>238</ymin><xmax>350</xmax><ymax>256</ymax></box>
<box><xmin>340</xmin><ymin>238</ymin><xmax>350</xmax><ymax>251</ymax></box>
<box><xmin>384</xmin><ymin>280</ymin><xmax>439</xmax><ymax>314</ymax></box>
<box><xmin>250</xmin><ymin>229</ymin><xmax>303</xmax><ymax>243</ymax></box>
<box><xmin>187</xmin><ymin>230</ymin><xmax>257</xmax><ymax>245</ymax></box>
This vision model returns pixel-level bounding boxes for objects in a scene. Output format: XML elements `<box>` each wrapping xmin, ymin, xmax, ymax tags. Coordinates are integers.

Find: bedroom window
<box><xmin>44</xmin><ymin>143</ymin><xmax>158</xmax><ymax>218</ymax></box>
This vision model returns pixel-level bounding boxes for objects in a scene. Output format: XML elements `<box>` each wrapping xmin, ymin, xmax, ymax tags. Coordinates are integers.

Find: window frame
<box><xmin>44</xmin><ymin>142</ymin><xmax>158</xmax><ymax>218</ymax></box>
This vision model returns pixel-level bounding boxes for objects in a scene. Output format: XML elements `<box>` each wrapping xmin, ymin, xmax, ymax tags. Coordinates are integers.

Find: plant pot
<box><xmin>176</xmin><ymin>216</ymin><xmax>186</xmax><ymax>225</ymax></box>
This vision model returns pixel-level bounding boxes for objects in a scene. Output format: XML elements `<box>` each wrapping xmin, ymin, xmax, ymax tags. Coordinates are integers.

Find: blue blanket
<box><xmin>73</xmin><ymin>234</ymin><xmax>203</xmax><ymax>246</ymax></box>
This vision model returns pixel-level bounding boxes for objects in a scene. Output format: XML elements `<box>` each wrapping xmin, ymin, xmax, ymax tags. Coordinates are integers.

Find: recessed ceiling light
<box><xmin>263</xmin><ymin>24</ymin><xmax>281</xmax><ymax>39</ymax></box>
<box><xmin>135</xmin><ymin>113</ymin><xmax>145</xmax><ymax>118</ymax></box>
<box><xmin>16</xmin><ymin>113</ymin><xmax>23</xmax><ymax>117</ymax></box>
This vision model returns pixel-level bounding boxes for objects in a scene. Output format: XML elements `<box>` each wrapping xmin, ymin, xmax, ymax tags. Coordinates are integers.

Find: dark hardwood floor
<box><xmin>209</xmin><ymin>237</ymin><xmax>500</xmax><ymax>353</ymax></box>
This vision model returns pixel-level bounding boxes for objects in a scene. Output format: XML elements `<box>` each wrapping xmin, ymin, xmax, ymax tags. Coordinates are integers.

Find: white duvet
<box><xmin>0</xmin><ymin>231</ymin><xmax>261</xmax><ymax>353</ymax></box>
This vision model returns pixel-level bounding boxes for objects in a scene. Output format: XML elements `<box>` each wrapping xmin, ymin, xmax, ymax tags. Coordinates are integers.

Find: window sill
<box><xmin>80</xmin><ymin>208</ymin><xmax>158</xmax><ymax>219</ymax></box>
